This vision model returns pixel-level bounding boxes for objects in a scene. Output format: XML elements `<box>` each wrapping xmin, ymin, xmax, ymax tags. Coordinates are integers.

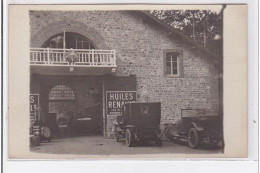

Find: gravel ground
<box><xmin>31</xmin><ymin>135</ymin><xmax>223</xmax><ymax>156</ymax></box>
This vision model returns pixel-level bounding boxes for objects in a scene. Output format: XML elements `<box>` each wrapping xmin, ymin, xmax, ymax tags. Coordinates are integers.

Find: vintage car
<box><xmin>69</xmin><ymin>104</ymin><xmax>101</xmax><ymax>134</ymax></box>
<box><xmin>164</xmin><ymin>109</ymin><xmax>222</xmax><ymax>148</ymax></box>
<box><xmin>114</xmin><ymin>102</ymin><xmax>162</xmax><ymax>147</ymax></box>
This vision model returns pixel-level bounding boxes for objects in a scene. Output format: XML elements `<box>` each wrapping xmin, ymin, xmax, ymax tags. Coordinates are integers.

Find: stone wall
<box><xmin>30</xmin><ymin>11</ymin><xmax>220</xmax><ymax>136</ymax></box>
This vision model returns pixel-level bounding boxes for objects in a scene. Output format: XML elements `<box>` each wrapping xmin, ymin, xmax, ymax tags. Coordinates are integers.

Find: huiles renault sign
<box><xmin>106</xmin><ymin>91</ymin><xmax>136</xmax><ymax>115</ymax></box>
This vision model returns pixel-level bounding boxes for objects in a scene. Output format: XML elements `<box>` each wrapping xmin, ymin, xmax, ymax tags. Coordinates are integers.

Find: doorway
<box><xmin>48</xmin><ymin>84</ymin><xmax>76</xmax><ymax>137</ymax></box>
<box><xmin>44</xmin><ymin>76</ymin><xmax>103</xmax><ymax>137</ymax></box>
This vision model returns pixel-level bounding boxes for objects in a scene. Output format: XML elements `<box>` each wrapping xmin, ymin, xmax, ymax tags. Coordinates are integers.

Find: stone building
<box><xmin>29</xmin><ymin>10</ymin><xmax>222</xmax><ymax>138</ymax></box>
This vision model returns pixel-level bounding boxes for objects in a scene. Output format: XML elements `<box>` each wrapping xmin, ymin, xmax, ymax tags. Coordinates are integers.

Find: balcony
<box><xmin>30</xmin><ymin>48</ymin><xmax>117</xmax><ymax>75</ymax></box>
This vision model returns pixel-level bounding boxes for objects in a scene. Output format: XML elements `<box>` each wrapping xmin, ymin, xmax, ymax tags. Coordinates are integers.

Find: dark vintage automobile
<box><xmin>164</xmin><ymin>109</ymin><xmax>222</xmax><ymax>149</ymax></box>
<box><xmin>114</xmin><ymin>102</ymin><xmax>162</xmax><ymax>147</ymax></box>
<box><xmin>69</xmin><ymin>104</ymin><xmax>101</xmax><ymax>134</ymax></box>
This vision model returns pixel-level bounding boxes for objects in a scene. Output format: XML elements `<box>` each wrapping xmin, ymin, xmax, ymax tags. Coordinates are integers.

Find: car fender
<box><xmin>191</xmin><ymin>122</ymin><xmax>204</xmax><ymax>131</ymax></box>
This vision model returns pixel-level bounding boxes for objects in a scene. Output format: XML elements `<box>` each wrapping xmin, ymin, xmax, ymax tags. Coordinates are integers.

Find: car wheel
<box><xmin>188</xmin><ymin>128</ymin><xmax>200</xmax><ymax>148</ymax></box>
<box><xmin>42</xmin><ymin>127</ymin><xmax>51</xmax><ymax>141</ymax></box>
<box><xmin>125</xmin><ymin>129</ymin><xmax>133</xmax><ymax>147</ymax></box>
<box><xmin>163</xmin><ymin>127</ymin><xmax>172</xmax><ymax>141</ymax></box>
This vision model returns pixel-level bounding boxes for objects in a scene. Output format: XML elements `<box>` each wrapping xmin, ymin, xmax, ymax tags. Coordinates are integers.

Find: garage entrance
<box><xmin>36</xmin><ymin>75</ymin><xmax>103</xmax><ymax>137</ymax></box>
<box><xmin>48</xmin><ymin>85</ymin><xmax>76</xmax><ymax>136</ymax></box>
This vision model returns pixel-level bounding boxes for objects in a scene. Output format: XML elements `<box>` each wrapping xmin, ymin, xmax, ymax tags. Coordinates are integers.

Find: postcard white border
<box><xmin>2</xmin><ymin>0</ymin><xmax>258</xmax><ymax>173</ymax></box>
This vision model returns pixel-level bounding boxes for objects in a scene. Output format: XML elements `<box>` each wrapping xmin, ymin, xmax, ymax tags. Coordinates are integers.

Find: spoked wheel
<box><xmin>125</xmin><ymin>129</ymin><xmax>133</xmax><ymax>147</ymax></box>
<box><xmin>42</xmin><ymin>127</ymin><xmax>52</xmax><ymax>142</ymax></box>
<box><xmin>188</xmin><ymin>128</ymin><xmax>200</xmax><ymax>148</ymax></box>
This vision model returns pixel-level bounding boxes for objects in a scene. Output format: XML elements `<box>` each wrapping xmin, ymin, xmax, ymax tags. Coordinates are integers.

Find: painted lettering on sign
<box><xmin>30</xmin><ymin>94</ymin><xmax>39</xmax><ymax>114</ymax></box>
<box><xmin>106</xmin><ymin>91</ymin><xmax>136</xmax><ymax>115</ymax></box>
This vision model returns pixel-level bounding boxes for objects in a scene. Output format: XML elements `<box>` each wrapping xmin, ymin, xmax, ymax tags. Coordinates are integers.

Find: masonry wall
<box><xmin>30</xmin><ymin>11</ymin><xmax>220</xmax><ymax>127</ymax></box>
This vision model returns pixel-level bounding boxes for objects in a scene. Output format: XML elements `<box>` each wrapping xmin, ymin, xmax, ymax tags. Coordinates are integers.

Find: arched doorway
<box><xmin>48</xmin><ymin>84</ymin><xmax>76</xmax><ymax>136</ymax></box>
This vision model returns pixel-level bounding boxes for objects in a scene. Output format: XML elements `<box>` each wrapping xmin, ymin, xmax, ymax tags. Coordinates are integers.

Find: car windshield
<box><xmin>131</xmin><ymin>105</ymin><xmax>151</xmax><ymax>116</ymax></box>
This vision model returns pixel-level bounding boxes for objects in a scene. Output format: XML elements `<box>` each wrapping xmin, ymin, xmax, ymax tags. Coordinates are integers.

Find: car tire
<box><xmin>125</xmin><ymin>129</ymin><xmax>133</xmax><ymax>147</ymax></box>
<box><xmin>188</xmin><ymin>128</ymin><xmax>200</xmax><ymax>148</ymax></box>
<box><xmin>42</xmin><ymin>127</ymin><xmax>52</xmax><ymax>142</ymax></box>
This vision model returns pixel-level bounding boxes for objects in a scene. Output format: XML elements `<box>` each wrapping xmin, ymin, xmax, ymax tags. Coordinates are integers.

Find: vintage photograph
<box><xmin>8</xmin><ymin>4</ymin><xmax>248</xmax><ymax>159</ymax></box>
<box><xmin>28</xmin><ymin>7</ymin><xmax>225</xmax><ymax>155</ymax></box>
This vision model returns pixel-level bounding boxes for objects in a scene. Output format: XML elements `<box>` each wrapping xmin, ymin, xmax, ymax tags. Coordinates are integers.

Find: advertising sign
<box><xmin>106</xmin><ymin>91</ymin><xmax>136</xmax><ymax>115</ymax></box>
<box><xmin>30</xmin><ymin>94</ymin><xmax>39</xmax><ymax>114</ymax></box>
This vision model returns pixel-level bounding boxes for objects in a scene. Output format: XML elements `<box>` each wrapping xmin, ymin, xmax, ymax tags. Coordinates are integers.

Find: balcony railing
<box><xmin>30</xmin><ymin>48</ymin><xmax>116</xmax><ymax>67</ymax></box>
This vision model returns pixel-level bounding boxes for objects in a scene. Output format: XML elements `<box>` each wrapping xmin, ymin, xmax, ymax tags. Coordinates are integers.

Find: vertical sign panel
<box><xmin>30</xmin><ymin>94</ymin><xmax>39</xmax><ymax>125</ymax></box>
<box><xmin>30</xmin><ymin>94</ymin><xmax>39</xmax><ymax>114</ymax></box>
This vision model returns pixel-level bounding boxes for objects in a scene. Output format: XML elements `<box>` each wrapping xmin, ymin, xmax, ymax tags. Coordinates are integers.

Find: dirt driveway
<box><xmin>31</xmin><ymin>135</ymin><xmax>222</xmax><ymax>156</ymax></box>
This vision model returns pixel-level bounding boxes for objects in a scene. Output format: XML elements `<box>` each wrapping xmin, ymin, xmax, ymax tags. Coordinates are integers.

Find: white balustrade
<box><xmin>30</xmin><ymin>48</ymin><xmax>116</xmax><ymax>67</ymax></box>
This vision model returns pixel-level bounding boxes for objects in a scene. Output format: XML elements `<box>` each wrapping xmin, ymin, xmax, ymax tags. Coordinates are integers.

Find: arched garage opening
<box><xmin>45</xmin><ymin>78</ymin><xmax>102</xmax><ymax>137</ymax></box>
<box><xmin>48</xmin><ymin>84</ymin><xmax>76</xmax><ymax>136</ymax></box>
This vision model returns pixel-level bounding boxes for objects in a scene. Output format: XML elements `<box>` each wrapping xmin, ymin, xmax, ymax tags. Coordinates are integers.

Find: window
<box><xmin>75</xmin><ymin>35</ymin><xmax>94</xmax><ymax>49</ymax></box>
<box><xmin>166</xmin><ymin>52</ymin><xmax>180</xmax><ymax>76</ymax></box>
<box><xmin>43</xmin><ymin>32</ymin><xmax>95</xmax><ymax>49</ymax></box>
<box><xmin>48</xmin><ymin>85</ymin><xmax>75</xmax><ymax>116</ymax></box>
<box><xmin>49</xmin><ymin>35</ymin><xmax>63</xmax><ymax>48</ymax></box>
<box><xmin>141</xmin><ymin>106</ymin><xmax>151</xmax><ymax>115</ymax></box>
<box><xmin>49</xmin><ymin>85</ymin><xmax>75</xmax><ymax>100</ymax></box>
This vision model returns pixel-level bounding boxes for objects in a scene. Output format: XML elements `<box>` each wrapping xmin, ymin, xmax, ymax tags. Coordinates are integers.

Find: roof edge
<box><xmin>133</xmin><ymin>10</ymin><xmax>222</xmax><ymax>69</ymax></box>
